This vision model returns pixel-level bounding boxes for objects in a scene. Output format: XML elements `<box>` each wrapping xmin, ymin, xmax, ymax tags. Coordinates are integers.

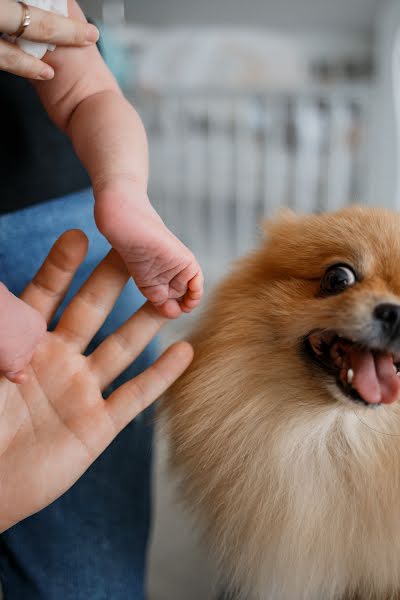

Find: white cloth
<box><xmin>7</xmin><ymin>0</ymin><xmax>68</xmax><ymax>59</ymax></box>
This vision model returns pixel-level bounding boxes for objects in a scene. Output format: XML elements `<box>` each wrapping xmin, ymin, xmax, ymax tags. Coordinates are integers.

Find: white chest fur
<box><xmin>235</xmin><ymin>408</ymin><xmax>400</xmax><ymax>600</ymax></box>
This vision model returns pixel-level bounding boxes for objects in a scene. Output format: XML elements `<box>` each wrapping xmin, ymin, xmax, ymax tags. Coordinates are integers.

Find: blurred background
<box><xmin>78</xmin><ymin>1</ymin><xmax>400</xmax><ymax>598</ymax></box>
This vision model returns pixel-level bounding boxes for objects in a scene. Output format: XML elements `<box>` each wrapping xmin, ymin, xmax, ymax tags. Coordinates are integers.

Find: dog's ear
<box><xmin>262</xmin><ymin>207</ymin><xmax>297</xmax><ymax>237</ymax></box>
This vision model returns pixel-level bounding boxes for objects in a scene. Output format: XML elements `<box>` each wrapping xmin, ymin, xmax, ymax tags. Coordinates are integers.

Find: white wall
<box><xmin>129</xmin><ymin>0</ymin><xmax>375</xmax><ymax>33</ymax></box>
<box><xmin>368</xmin><ymin>0</ymin><xmax>400</xmax><ymax>208</ymax></box>
<box><xmin>82</xmin><ymin>0</ymin><xmax>378</xmax><ymax>34</ymax></box>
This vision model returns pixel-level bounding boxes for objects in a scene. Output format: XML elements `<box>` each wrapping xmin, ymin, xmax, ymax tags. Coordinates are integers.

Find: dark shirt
<box><xmin>0</xmin><ymin>71</ymin><xmax>90</xmax><ymax>215</ymax></box>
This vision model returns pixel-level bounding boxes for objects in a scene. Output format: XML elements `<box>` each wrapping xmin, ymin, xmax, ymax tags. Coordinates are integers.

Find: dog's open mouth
<box><xmin>304</xmin><ymin>331</ymin><xmax>400</xmax><ymax>406</ymax></box>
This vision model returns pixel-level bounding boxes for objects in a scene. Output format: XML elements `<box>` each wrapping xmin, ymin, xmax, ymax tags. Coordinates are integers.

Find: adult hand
<box><xmin>0</xmin><ymin>230</ymin><xmax>193</xmax><ymax>532</ymax></box>
<box><xmin>0</xmin><ymin>0</ymin><xmax>99</xmax><ymax>79</ymax></box>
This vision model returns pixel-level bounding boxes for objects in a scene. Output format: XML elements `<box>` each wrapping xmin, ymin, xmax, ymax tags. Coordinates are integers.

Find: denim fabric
<box><xmin>0</xmin><ymin>190</ymin><xmax>157</xmax><ymax>600</ymax></box>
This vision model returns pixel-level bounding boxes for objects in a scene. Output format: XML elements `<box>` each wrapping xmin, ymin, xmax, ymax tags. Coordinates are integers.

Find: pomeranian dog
<box><xmin>162</xmin><ymin>206</ymin><xmax>400</xmax><ymax>600</ymax></box>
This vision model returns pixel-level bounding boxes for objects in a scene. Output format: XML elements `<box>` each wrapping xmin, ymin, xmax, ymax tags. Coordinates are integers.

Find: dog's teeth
<box><xmin>394</xmin><ymin>365</ymin><xmax>398</xmax><ymax>373</ymax></box>
<box><xmin>347</xmin><ymin>369</ymin><xmax>354</xmax><ymax>384</ymax></box>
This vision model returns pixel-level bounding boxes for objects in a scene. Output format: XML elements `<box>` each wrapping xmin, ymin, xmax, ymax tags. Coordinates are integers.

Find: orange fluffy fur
<box><xmin>162</xmin><ymin>206</ymin><xmax>400</xmax><ymax>600</ymax></box>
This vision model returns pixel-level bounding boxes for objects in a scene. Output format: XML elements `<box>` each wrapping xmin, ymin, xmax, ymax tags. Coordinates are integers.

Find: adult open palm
<box><xmin>0</xmin><ymin>230</ymin><xmax>193</xmax><ymax>532</ymax></box>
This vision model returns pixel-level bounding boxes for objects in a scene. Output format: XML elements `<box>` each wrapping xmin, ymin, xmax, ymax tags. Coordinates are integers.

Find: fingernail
<box><xmin>37</xmin><ymin>65</ymin><xmax>54</xmax><ymax>80</ymax></box>
<box><xmin>85</xmin><ymin>24</ymin><xmax>99</xmax><ymax>43</ymax></box>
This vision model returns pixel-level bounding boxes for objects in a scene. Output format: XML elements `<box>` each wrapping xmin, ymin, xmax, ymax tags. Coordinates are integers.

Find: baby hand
<box><xmin>0</xmin><ymin>283</ymin><xmax>46</xmax><ymax>383</ymax></box>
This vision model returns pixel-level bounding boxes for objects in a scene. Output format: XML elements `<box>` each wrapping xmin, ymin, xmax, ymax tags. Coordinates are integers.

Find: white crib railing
<box><xmin>130</xmin><ymin>84</ymin><xmax>371</xmax><ymax>284</ymax></box>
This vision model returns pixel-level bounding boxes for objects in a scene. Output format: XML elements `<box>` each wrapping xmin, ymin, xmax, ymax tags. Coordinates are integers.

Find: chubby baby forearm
<box><xmin>67</xmin><ymin>89</ymin><xmax>149</xmax><ymax>194</ymax></box>
<box><xmin>33</xmin><ymin>0</ymin><xmax>149</xmax><ymax>199</ymax></box>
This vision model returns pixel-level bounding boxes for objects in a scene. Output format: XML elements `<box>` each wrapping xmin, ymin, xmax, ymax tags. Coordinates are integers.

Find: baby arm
<box><xmin>33</xmin><ymin>0</ymin><xmax>203</xmax><ymax>318</ymax></box>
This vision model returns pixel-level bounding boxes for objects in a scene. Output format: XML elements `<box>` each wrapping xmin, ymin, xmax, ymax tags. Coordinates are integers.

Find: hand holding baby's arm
<box><xmin>34</xmin><ymin>0</ymin><xmax>204</xmax><ymax>319</ymax></box>
<box><xmin>0</xmin><ymin>230</ymin><xmax>193</xmax><ymax>532</ymax></box>
<box><xmin>0</xmin><ymin>0</ymin><xmax>99</xmax><ymax>79</ymax></box>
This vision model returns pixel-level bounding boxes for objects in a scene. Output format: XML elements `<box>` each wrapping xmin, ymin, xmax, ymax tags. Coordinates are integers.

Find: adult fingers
<box><xmin>21</xmin><ymin>230</ymin><xmax>89</xmax><ymax>323</ymax></box>
<box><xmin>3</xmin><ymin>230</ymin><xmax>87</xmax><ymax>382</ymax></box>
<box><xmin>88</xmin><ymin>302</ymin><xmax>166</xmax><ymax>390</ymax></box>
<box><xmin>0</xmin><ymin>38</ymin><xmax>54</xmax><ymax>79</ymax></box>
<box><xmin>106</xmin><ymin>342</ymin><xmax>194</xmax><ymax>433</ymax></box>
<box><xmin>55</xmin><ymin>250</ymin><xmax>130</xmax><ymax>353</ymax></box>
<box><xmin>1</xmin><ymin>1</ymin><xmax>99</xmax><ymax>46</ymax></box>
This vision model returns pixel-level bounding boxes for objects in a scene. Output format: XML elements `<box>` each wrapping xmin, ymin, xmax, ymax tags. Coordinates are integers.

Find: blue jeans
<box><xmin>0</xmin><ymin>190</ymin><xmax>156</xmax><ymax>600</ymax></box>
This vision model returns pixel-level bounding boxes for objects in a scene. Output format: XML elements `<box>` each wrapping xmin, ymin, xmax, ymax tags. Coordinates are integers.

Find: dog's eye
<box><xmin>320</xmin><ymin>265</ymin><xmax>356</xmax><ymax>295</ymax></box>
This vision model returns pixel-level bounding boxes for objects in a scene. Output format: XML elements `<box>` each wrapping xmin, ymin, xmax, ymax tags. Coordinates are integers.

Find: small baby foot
<box><xmin>95</xmin><ymin>182</ymin><xmax>204</xmax><ymax>318</ymax></box>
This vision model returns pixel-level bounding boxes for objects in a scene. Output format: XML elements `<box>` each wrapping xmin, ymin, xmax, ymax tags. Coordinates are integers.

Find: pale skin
<box><xmin>0</xmin><ymin>0</ymin><xmax>99</xmax><ymax>79</ymax></box>
<box><xmin>0</xmin><ymin>0</ymin><xmax>100</xmax><ymax>380</ymax></box>
<box><xmin>0</xmin><ymin>229</ymin><xmax>193</xmax><ymax>533</ymax></box>
<box><xmin>0</xmin><ymin>0</ymin><xmax>203</xmax><ymax>382</ymax></box>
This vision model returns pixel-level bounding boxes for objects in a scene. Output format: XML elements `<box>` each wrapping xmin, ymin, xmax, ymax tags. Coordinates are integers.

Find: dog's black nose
<box><xmin>374</xmin><ymin>303</ymin><xmax>400</xmax><ymax>332</ymax></box>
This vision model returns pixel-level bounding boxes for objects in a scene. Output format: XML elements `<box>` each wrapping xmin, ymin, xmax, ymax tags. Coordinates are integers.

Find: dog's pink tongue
<box><xmin>350</xmin><ymin>349</ymin><xmax>400</xmax><ymax>405</ymax></box>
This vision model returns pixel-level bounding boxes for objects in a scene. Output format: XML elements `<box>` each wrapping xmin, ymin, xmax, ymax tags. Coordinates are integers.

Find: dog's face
<box><xmin>247</xmin><ymin>206</ymin><xmax>400</xmax><ymax>408</ymax></box>
<box><xmin>165</xmin><ymin>206</ymin><xmax>400</xmax><ymax>600</ymax></box>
